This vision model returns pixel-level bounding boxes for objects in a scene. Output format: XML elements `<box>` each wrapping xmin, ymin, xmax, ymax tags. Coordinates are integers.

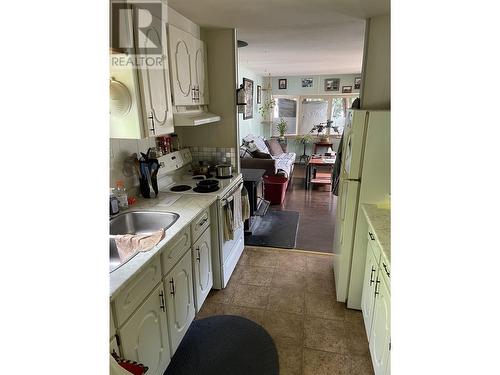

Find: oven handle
<box><xmin>221</xmin><ymin>182</ymin><xmax>243</xmax><ymax>207</ymax></box>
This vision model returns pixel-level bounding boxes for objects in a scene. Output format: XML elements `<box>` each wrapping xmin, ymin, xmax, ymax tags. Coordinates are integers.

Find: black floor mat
<box><xmin>244</xmin><ymin>210</ymin><xmax>300</xmax><ymax>249</ymax></box>
<box><xmin>164</xmin><ymin>316</ymin><xmax>278</xmax><ymax>375</ymax></box>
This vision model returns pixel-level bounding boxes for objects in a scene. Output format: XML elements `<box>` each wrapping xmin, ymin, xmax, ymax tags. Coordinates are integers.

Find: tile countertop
<box><xmin>109</xmin><ymin>192</ymin><xmax>217</xmax><ymax>300</ymax></box>
<box><xmin>361</xmin><ymin>204</ymin><xmax>391</xmax><ymax>264</ymax></box>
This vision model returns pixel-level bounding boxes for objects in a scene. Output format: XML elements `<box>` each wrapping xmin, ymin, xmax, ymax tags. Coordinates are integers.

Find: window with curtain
<box><xmin>272</xmin><ymin>97</ymin><xmax>298</xmax><ymax>136</ymax></box>
<box><xmin>271</xmin><ymin>95</ymin><xmax>358</xmax><ymax>136</ymax></box>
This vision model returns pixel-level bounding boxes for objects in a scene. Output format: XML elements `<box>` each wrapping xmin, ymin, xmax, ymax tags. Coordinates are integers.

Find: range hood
<box><xmin>173</xmin><ymin>111</ymin><xmax>221</xmax><ymax>126</ymax></box>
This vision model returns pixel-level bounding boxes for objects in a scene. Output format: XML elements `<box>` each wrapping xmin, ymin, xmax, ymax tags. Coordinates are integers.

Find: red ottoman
<box><xmin>263</xmin><ymin>175</ymin><xmax>288</xmax><ymax>205</ymax></box>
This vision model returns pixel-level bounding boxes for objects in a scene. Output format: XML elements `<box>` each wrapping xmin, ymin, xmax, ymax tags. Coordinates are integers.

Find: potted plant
<box><xmin>258</xmin><ymin>98</ymin><xmax>276</xmax><ymax>117</ymax></box>
<box><xmin>275</xmin><ymin>118</ymin><xmax>288</xmax><ymax>141</ymax></box>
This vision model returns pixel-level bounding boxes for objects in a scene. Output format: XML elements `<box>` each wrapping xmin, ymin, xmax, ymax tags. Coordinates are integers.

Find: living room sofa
<box><xmin>240</xmin><ymin>134</ymin><xmax>296</xmax><ymax>189</ymax></box>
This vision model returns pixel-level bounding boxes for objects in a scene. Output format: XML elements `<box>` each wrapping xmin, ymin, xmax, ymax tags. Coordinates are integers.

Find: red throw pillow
<box><xmin>265</xmin><ymin>139</ymin><xmax>284</xmax><ymax>156</ymax></box>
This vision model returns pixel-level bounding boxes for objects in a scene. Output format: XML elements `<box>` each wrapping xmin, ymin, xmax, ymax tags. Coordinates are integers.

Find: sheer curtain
<box><xmin>299</xmin><ymin>99</ymin><xmax>329</xmax><ymax>135</ymax></box>
<box><xmin>272</xmin><ymin>97</ymin><xmax>298</xmax><ymax>136</ymax></box>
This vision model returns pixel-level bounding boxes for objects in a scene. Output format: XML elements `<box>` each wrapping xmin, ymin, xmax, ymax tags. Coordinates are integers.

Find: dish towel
<box><xmin>232</xmin><ymin>188</ymin><xmax>243</xmax><ymax>230</ymax></box>
<box><xmin>241</xmin><ymin>186</ymin><xmax>250</xmax><ymax>221</ymax></box>
<box><xmin>223</xmin><ymin>203</ymin><xmax>234</xmax><ymax>242</ymax></box>
<box><xmin>114</xmin><ymin>229</ymin><xmax>165</xmax><ymax>262</ymax></box>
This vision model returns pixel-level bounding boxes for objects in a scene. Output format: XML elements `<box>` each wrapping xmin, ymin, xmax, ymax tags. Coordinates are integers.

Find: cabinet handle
<box><xmin>148</xmin><ymin>112</ymin><xmax>155</xmax><ymax>135</ymax></box>
<box><xmin>169</xmin><ymin>278</ymin><xmax>175</xmax><ymax>295</ymax></box>
<box><xmin>369</xmin><ymin>232</ymin><xmax>375</xmax><ymax>241</ymax></box>
<box><xmin>383</xmin><ymin>262</ymin><xmax>390</xmax><ymax>278</ymax></box>
<box><xmin>191</xmin><ymin>87</ymin><xmax>196</xmax><ymax>102</ymax></box>
<box><xmin>159</xmin><ymin>290</ymin><xmax>165</xmax><ymax>312</ymax></box>
<box><xmin>369</xmin><ymin>266</ymin><xmax>376</xmax><ymax>286</ymax></box>
<box><xmin>374</xmin><ymin>276</ymin><xmax>381</xmax><ymax>296</ymax></box>
<box><xmin>196</xmin><ymin>247</ymin><xmax>200</xmax><ymax>262</ymax></box>
<box><xmin>198</xmin><ymin>217</ymin><xmax>208</xmax><ymax>227</ymax></box>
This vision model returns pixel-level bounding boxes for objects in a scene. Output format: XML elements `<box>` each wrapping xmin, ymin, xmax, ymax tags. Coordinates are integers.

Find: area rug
<box><xmin>244</xmin><ymin>210</ymin><xmax>300</xmax><ymax>249</ymax></box>
<box><xmin>164</xmin><ymin>315</ymin><xmax>279</xmax><ymax>375</ymax></box>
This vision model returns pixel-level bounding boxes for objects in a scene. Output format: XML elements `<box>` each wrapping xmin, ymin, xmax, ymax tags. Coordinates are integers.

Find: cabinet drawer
<box><xmin>161</xmin><ymin>226</ymin><xmax>191</xmax><ymax>275</ymax></box>
<box><xmin>191</xmin><ymin>208</ymin><xmax>210</xmax><ymax>242</ymax></box>
<box><xmin>367</xmin><ymin>227</ymin><xmax>382</xmax><ymax>264</ymax></box>
<box><xmin>114</xmin><ymin>256</ymin><xmax>162</xmax><ymax>327</ymax></box>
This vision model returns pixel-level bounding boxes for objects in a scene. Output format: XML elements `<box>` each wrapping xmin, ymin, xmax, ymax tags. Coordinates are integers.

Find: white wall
<box><xmin>271</xmin><ymin>74</ymin><xmax>361</xmax><ymax>96</ymax></box>
<box><xmin>360</xmin><ymin>14</ymin><xmax>390</xmax><ymax>109</ymax></box>
<box><xmin>237</xmin><ymin>64</ymin><xmax>269</xmax><ymax>141</ymax></box>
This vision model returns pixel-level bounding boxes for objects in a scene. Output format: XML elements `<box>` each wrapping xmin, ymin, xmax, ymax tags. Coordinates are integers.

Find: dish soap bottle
<box><xmin>114</xmin><ymin>180</ymin><xmax>129</xmax><ymax>209</ymax></box>
<box><xmin>109</xmin><ymin>189</ymin><xmax>120</xmax><ymax>215</ymax></box>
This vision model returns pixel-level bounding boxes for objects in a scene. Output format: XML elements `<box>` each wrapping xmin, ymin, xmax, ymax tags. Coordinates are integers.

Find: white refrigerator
<box><xmin>333</xmin><ymin>110</ymin><xmax>390</xmax><ymax>309</ymax></box>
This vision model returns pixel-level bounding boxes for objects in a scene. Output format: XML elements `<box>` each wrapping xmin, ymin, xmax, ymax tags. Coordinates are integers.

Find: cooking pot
<box><xmin>215</xmin><ymin>164</ymin><xmax>232</xmax><ymax>178</ymax></box>
<box><xmin>197</xmin><ymin>179</ymin><xmax>219</xmax><ymax>189</ymax></box>
<box><xmin>194</xmin><ymin>161</ymin><xmax>211</xmax><ymax>176</ymax></box>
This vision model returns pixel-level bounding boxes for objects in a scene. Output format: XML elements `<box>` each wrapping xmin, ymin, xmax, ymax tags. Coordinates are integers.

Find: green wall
<box><xmin>237</xmin><ymin>64</ymin><xmax>270</xmax><ymax>142</ymax></box>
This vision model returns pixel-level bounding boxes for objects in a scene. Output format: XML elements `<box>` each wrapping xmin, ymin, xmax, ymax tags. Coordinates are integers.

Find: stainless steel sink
<box><xmin>110</xmin><ymin>211</ymin><xmax>180</xmax><ymax>235</ymax></box>
<box><xmin>109</xmin><ymin>211</ymin><xmax>180</xmax><ymax>273</ymax></box>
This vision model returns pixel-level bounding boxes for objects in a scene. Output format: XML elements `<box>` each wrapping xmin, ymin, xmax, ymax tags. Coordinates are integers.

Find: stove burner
<box><xmin>170</xmin><ymin>185</ymin><xmax>192</xmax><ymax>192</ymax></box>
<box><xmin>193</xmin><ymin>186</ymin><xmax>220</xmax><ymax>193</ymax></box>
<box><xmin>192</xmin><ymin>176</ymin><xmax>205</xmax><ymax>180</ymax></box>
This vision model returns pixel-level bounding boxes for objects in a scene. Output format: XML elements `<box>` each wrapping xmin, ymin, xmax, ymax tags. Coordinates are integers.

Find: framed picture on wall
<box><xmin>278</xmin><ymin>79</ymin><xmax>287</xmax><ymax>89</ymax></box>
<box><xmin>301</xmin><ymin>78</ymin><xmax>313</xmax><ymax>87</ymax></box>
<box><xmin>354</xmin><ymin>77</ymin><xmax>361</xmax><ymax>90</ymax></box>
<box><xmin>243</xmin><ymin>77</ymin><xmax>254</xmax><ymax>119</ymax></box>
<box><xmin>342</xmin><ymin>85</ymin><xmax>352</xmax><ymax>93</ymax></box>
<box><xmin>257</xmin><ymin>85</ymin><xmax>262</xmax><ymax>104</ymax></box>
<box><xmin>324</xmin><ymin>78</ymin><xmax>340</xmax><ymax>91</ymax></box>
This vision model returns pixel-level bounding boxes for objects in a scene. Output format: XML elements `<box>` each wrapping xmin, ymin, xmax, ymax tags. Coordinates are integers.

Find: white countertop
<box><xmin>109</xmin><ymin>192</ymin><xmax>217</xmax><ymax>299</ymax></box>
<box><xmin>361</xmin><ymin>204</ymin><xmax>391</xmax><ymax>264</ymax></box>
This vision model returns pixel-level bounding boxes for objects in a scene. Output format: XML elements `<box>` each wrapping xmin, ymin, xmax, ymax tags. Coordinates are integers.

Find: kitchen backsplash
<box><xmin>110</xmin><ymin>139</ymin><xmax>236</xmax><ymax>192</ymax></box>
<box><xmin>110</xmin><ymin>137</ymin><xmax>157</xmax><ymax>191</ymax></box>
<box><xmin>188</xmin><ymin>146</ymin><xmax>236</xmax><ymax>168</ymax></box>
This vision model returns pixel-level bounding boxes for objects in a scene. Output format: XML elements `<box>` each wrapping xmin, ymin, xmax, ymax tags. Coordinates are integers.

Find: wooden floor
<box><xmin>271</xmin><ymin>164</ymin><xmax>337</xmax><ymax>253</ymax></box>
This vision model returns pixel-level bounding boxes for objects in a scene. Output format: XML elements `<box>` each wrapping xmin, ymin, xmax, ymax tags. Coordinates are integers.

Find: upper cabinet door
<box><xmin>192</xmin><ymin>39</ymin><xmax>208</xmax><ymax>105</ymax></box>
<box><xmin>168</xmin><ymin>25</ymin><xmax>194</xmax><ymax>106</ymax></box>
<box><xmin>133</xmin><ymin>4</ymin><xmax>174</xmax><ymax>136</ymax></box>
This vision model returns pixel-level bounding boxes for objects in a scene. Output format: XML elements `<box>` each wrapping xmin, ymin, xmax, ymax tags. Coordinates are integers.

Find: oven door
<box><xmin>219</xmin><ymin>181</ymin><xmax>244</xmax><ymax>263</ymax></box>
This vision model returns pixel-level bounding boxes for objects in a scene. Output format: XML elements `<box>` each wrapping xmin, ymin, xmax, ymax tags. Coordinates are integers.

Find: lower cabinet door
<box><xmin>361</xmin><ymin>244</ymin><xmax>378</xmax><ymax>338</ymax></box>
<box><xmin>119</xmin><ymin>284</ymin><xmax>171</xmax><ymax>375</ymax></box>
<box><xmin>384</xmin><ymin>350</ymin><xmax>391</xmax><ymax>375</ymax></box>
<box><xmin>165</xmin><ymin>250</ymin><xmax>195</xmax><ymax>354</ymax></box>
<box><xmin>369</xmin><ymin>275</ymin><xmax>391</xmax><ymax>375</ymax></box>
<box><xmin>192</xmin><ymin>228</ymin><xmax>213</xmax><ymax>312</ymax></box>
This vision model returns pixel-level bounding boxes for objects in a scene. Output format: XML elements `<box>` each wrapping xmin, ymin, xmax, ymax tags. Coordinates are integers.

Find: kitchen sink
<box><xmin>109</xmin><ymin>211</ymin><xmax>180</xmax><ymax>273</ymax></box>
<box><xmin>110</xmin><ymin>211</ymin><xmax>180</xmax><ymax>235</ymax></box>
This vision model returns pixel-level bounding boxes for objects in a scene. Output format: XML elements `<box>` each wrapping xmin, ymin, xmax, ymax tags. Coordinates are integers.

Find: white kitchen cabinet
<box><xmin>361</xmin><ymin>243</ymin><xmax>378</xmax><ymax>337</ymax></box>
<box><xmin>168</xmin><ymin>25</ymin><xmax>208</xmax><ymax>106</ymax></box>
<box><xmin>119</xmin><ymin>284</ymin><xmax>171</xmax><ymax>375</ymax></box>
<box><xmin>165</xmin><ymin>249</ymin><xmax>195</xmax><ymax>354</ymax></box>
<box><xmin>369</xmin><ymin>273</ymin><xmax>391</xmax><ymax>375</ymax></box>
<box><xmin>132</xmin><ymin>4</ymin><xmax>174</xmax><ymax>137</ymax></box>
<box><xmin>110</xmin><ymin>336</ymin><xmax>120</xmax><ymax>357</ymax></box>
<box><xmin>192</xmin><ymin>38</ymin><xmax>208</xmax><ymax>105</ymax></box>
<box><xmin>192</xmin><ymin>227</ymin><xmax>213</xmax><ymax>312</ymax></box>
